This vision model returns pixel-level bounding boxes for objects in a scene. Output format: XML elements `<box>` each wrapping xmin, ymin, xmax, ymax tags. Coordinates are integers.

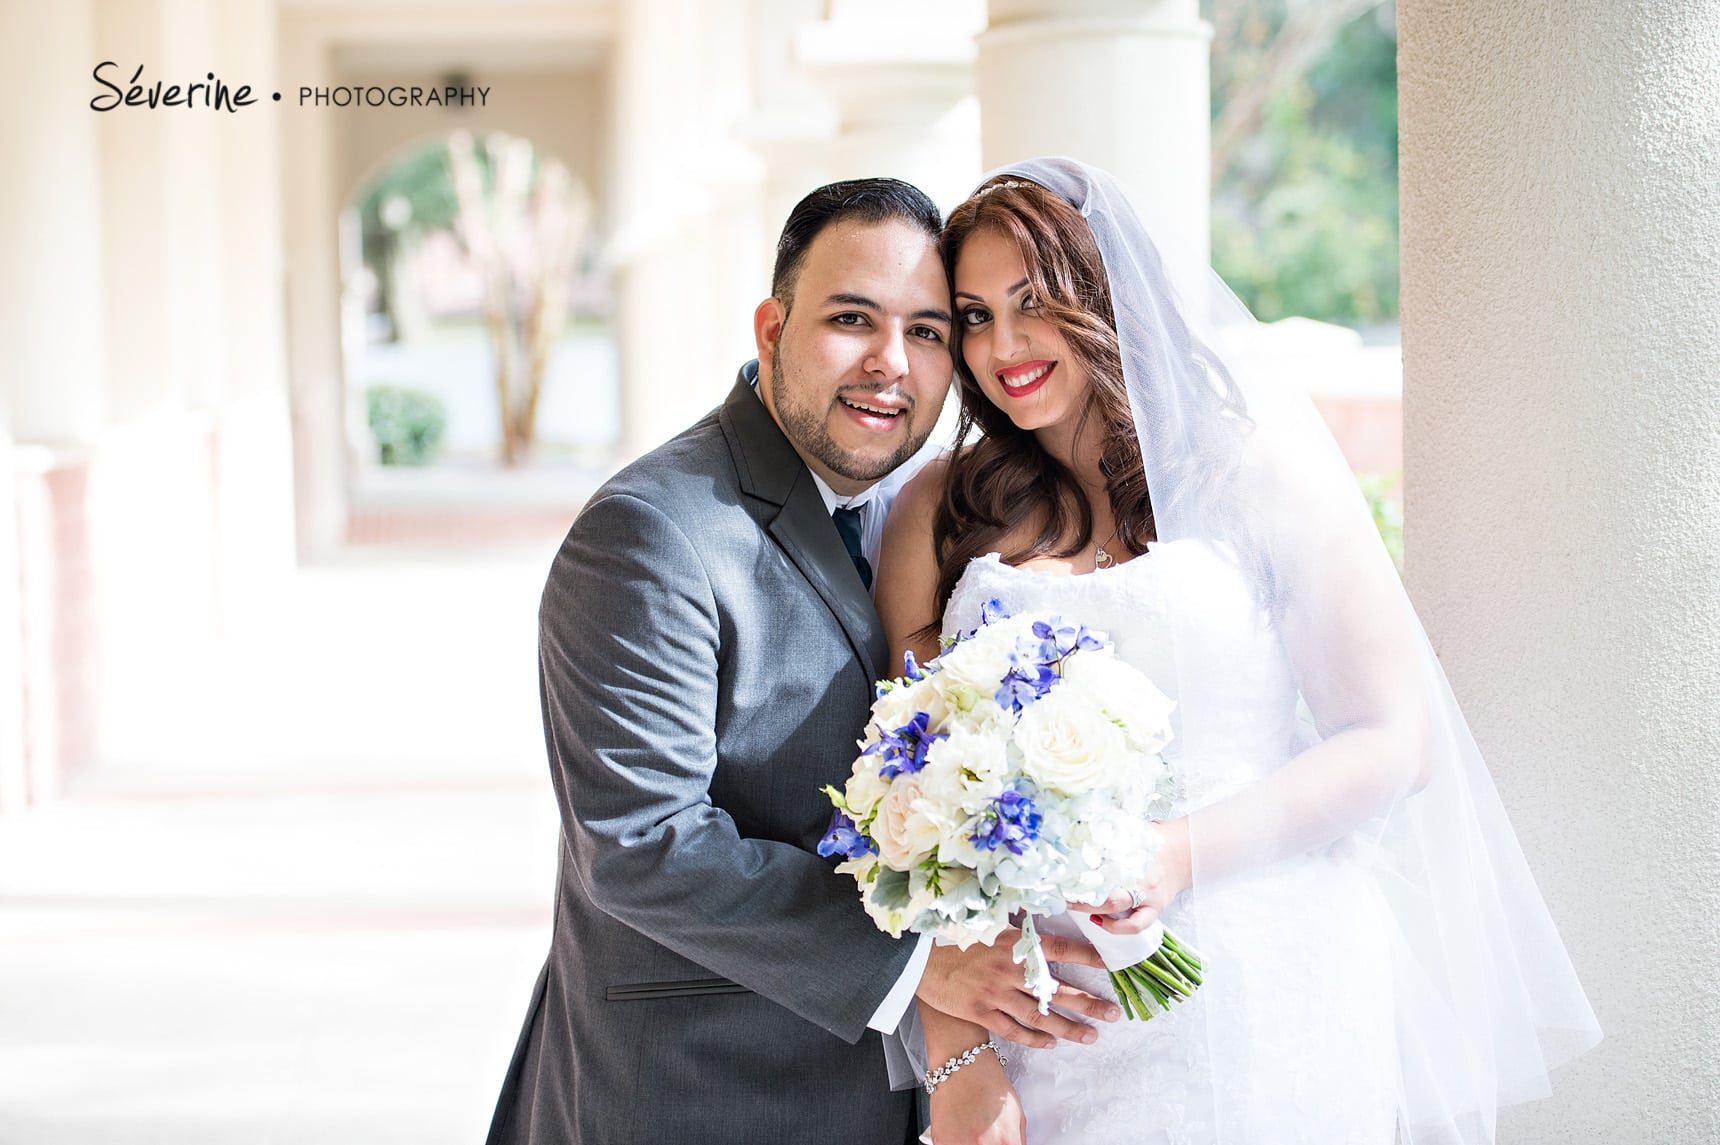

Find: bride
<box><xmin>874</xmin><ymin>158</ymin><xmax>1601</xmax><ymax>1145</ymax></box>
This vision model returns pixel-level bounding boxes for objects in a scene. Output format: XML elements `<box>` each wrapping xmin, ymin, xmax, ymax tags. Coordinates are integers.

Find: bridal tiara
<box><xmin>975</xmin><ymin>179</ymin><xmax>1033</xmax><ymax>198</ymax></box>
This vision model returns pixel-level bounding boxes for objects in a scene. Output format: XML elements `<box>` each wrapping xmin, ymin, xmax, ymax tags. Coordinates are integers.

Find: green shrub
<box><xmin>1357</xmin><ymin>471</ymin><xmax>1404</xmax><ymax>575</ymax></box>
<box><xmin>366</xmin><ymin>385</ymin><xmax>446</xmax><ymax>466</ymax></box>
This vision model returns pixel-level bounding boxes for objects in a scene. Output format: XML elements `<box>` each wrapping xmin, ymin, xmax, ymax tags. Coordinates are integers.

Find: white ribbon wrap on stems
<box><xmin>1068</xmin><ymin>909</ymin><xmax>1164</xmax><ymax>973</ymax></box>
<box><xmin>1015</xmin><ymin>910</ymin><xmax>1168</xmax><ymax>1014</ymax></box>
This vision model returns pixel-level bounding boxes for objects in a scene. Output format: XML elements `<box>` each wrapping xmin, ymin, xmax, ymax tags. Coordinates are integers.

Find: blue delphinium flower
<box><xmin>1030</xmin><ymin>617</ymin><xmax>1104</xmax><ymax>660</ymax></box>
<box><xmin>870</xmin><ymin>710</ymin><xmax>946</xmax><ymax>779</ymax></box>
<box><xmin>970</xmin><ymin>787</ymin><xmax>1042</xmax><ymax>855</ymax></box>
<box><xmin>949</xmin><ymin>598</ymin><xmax>1012</xmax><ymax>647</ymax></box>
<box><xmin>818</xmin><ymin>809</ymin><xmax>877</xmax><ymax>859</ymax></box>
<box><xmin>902</xmin><ymin>648</ymin><xmax>928</xmax><ymax>681</ymax></box>
<box><xmin>996</xmin><ymin>660</ymin><xmax>1059</xmax><ymax>713</ymax></box>
<box><xmin>993</xmin><ymin>615</ymin><xmax>1103</xmax><ymax>713</ymax></box>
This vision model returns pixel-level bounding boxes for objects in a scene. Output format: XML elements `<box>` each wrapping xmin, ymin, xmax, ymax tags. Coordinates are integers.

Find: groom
<box><xmin>485</xmin><ymin>178</ymin><xmax>1111</xmax><ymax>1145</ymax></box>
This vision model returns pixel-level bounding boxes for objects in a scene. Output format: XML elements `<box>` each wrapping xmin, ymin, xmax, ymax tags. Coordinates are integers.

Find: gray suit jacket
<box><xmin>486</xmin><ymin>367</ymin><xmax>922</xmax><ymax>1145</ymax></box>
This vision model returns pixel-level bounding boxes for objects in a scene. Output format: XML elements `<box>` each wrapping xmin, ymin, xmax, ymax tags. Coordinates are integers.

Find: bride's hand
<box><xmin>927</xmin><ymin>1047</ymin><xmax>1026</xmax><ymax>1145</ymax></box>
<box><xmin>1091</xmin><ymin>817</ymin><xmax>1192</xmax><ymax>934</ymax></box>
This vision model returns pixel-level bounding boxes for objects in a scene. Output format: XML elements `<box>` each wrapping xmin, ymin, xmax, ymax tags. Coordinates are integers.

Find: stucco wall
<box><xmin>1400</xmin><ymin>2</ymin><xmax>1720</xmax><ymax>1137</ymax></box>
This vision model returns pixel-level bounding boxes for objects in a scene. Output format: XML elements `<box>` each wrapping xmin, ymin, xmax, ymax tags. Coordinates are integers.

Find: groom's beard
<box><xmin>771</xmin><ymin>349</ymin><xmax>930</xmax><ymax>484</ymax></box>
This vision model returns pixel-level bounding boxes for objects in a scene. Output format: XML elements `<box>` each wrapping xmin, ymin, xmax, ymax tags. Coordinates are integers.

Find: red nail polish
<box><xmin>1090</xmin><ymin>914</ymin><xmax>1104</xmax><ymax>925</ymax></box>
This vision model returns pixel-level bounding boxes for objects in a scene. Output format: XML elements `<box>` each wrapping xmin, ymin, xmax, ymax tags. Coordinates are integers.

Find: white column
<box><xmin>1</xmin><ymin>0</ymin><xmax>107</xmax><ymax>444</ymax></box>
<box><xmin>159</xmin><ymin>0</ymin><xmax>224</xmax><ymax>414</ymax></box>
<box><xmin>279</xmin><ymin>13</ymin><xmax>347</xmax><ymax>554</ymax></box>
<box><xmin>739</xmin><ymin>0</ymin><xmax>837</xmax><ymax>275</ymax></box>
<box><xmin>0</xmin><ymin>0</ymin><xmax>107</xmax><ymax>801</ymax></box>
<box><xmin>793</xmin><ymin>0</ymin><xmax>983</xmax><ymax>216</ymax></box>
<box><xmin>977</xmin><ymin>0</ymin><xmax>1211</xmax><ymax>271</ymax></box>
<box><xmin>1400</xmin><ymin>2</ymin><xmax>1720</xmax><ymax>1139</ymax></box>
<box><xmin>211</xmin><ymin>0</ymin><xmax>296</xmax><ymax>620</ymax></box>
<box><xmin>91</xmin><ymin>0</ymin><xmax>173</xmax><ymax>422</ymax></box>
<box><xmin>608</xmin><ymin>0</ymin><xmax>764</xmax><ymax>458</ymax></box>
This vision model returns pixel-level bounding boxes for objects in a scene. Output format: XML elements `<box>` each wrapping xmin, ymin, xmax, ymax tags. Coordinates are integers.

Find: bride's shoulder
<box><xmin>882</xmin><ymin>452</ymin><xmax>952</xmax><ymax>531</ymax></box>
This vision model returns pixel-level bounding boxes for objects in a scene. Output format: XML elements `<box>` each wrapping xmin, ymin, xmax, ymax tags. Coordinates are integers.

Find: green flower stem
<box><xmin>1109</xmin><ymin>926</ymin><xmax>1204</xmax><ymax>1021</ymax></box>
<box><xmin>1112</xmin><ymin>968</ymin><xmax>1152</xmax><ymax>1019</ymax></box>
<box><xmin>1121</xmin><ymin>966</ymin><xmax>1166</xmax><ymax>1014</ymax></box>
<box><xmin>1159</xmin><ymin>932</ymin><xmax>1203</xmax><ymax>984</ymax></box>
<box><xmin>1133</xmin><ymin>965</ymin><xmax>1169</xmax><ymax>1003</ymax></box>
<box><xmin>1162</xmin><ymin>930</ymin><xmax>1202</xmax><ymax>962</ymax></box>
<box><xmin>1114</xmin><ymin>979</ymin><xmax>1136</xmax><ymax>1020</ymax></box>
<box><xmin>1164</xmin><ymin>944</ymin><xmax>1202</xmax><ymax>985</ymax></box>
<box><xmin>1164</xmin><ymin>931</ymin><xmax>1203</xmax><ymax>965</ymax></box>
<box><xmin>1139</xmin><ymin>954</ymin><xmax>1189</xmax><ymax>995</ymax></box>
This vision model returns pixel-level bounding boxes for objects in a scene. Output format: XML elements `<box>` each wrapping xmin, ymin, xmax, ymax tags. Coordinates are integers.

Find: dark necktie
<box><xmin>831</xmin><ymin>505</ymin><xmax>873</xmax><ymax>591</ymax></box>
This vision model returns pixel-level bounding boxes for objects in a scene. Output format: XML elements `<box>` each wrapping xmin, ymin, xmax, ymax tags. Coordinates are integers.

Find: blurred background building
<box><xmin>1</xmin><ymin>0</ymin><xmax>1715</xmax><ymax>1141</ymax></box>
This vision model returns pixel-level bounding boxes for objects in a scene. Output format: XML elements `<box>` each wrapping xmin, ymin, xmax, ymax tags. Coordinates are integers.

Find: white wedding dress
<box><xmin>944</xmin><ymin>544</ymin><xmax>1399</xmax><ymax>1145</ymax></box>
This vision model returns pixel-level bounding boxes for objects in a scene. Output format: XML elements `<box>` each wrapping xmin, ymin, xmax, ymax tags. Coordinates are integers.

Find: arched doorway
<box><xmin>338</xmin><ymin>132</ymin><xmax>620</xmax><ymax>545</ymax></box>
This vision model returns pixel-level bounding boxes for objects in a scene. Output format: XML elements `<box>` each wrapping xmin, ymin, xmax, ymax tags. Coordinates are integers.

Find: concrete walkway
<box><xmin>0</xmin><ymin>541</ymin><xmax>566</xmax><ymax>1144</ymax></box>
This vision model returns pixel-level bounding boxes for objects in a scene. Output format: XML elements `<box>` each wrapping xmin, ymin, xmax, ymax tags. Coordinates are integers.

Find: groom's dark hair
<box><xmin>771</xmin><ymin>177</ymin><xmax>942</xmax><ymax>309</ymax></box>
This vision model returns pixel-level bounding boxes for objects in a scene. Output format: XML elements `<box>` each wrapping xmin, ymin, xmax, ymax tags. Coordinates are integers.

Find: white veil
<box><xmin>986</xmin><ymin>157</ymin><xmax>1601</xmax><ymax>1142</ymax></box>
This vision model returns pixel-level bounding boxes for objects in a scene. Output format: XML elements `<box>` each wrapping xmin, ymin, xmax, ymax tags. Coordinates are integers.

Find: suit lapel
<box><xmin>720</xmin><ymin>368</ymin><xmax>889</xmax><ymax>684</ymax></box>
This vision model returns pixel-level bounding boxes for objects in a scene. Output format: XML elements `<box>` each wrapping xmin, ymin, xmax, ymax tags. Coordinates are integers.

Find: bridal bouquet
<box><xmin>820</xmin><ymin>599</ymin><xmax>1202</xmax><ymax>1019</ymax></box>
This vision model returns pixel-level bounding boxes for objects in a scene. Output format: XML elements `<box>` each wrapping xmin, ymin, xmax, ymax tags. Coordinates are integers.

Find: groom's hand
<box><xmin>915</xmin><ymin>931</ymin><xmax>1121</xmax><ymax>1050</ymax></box>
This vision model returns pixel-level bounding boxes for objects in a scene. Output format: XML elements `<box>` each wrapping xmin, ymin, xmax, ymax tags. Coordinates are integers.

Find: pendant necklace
<box><xmin>1094</xmin><ymin>526</ymin><xmax>1120</xmax><ymax>570</ymax></box>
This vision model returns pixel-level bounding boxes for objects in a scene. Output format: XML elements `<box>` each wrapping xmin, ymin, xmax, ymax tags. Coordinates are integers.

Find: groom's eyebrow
<box><xmin>825</xmin><ymin>292</ymin><xmax>952</xmax><ymax>326</ymax></box>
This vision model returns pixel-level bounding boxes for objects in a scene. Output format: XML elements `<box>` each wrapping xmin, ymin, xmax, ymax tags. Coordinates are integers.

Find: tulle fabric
<box><xmin>986</xmin><ymin>157</ymin><xmax>1600</xmax><ymax>1143</ymax></box>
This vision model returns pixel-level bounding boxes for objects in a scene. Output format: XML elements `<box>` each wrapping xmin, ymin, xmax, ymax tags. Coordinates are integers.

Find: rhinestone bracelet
<box><xmin>923</xmin><ymin>1037</ymin><xmax>1007</xmax><ymax>1096</ymax></box>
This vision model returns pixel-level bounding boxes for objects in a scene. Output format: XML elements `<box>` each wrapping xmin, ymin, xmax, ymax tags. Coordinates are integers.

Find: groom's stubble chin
<box><xmin>770</xmin><ymin>347</ymin><xmax>938</xmax><ymax>485</ymax></box>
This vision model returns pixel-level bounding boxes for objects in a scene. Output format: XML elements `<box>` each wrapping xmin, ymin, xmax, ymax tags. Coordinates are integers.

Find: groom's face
<box><xmin>753</xmin><ymin>218</ymin><xmax>953</xmax><ymax>496</ymax></box>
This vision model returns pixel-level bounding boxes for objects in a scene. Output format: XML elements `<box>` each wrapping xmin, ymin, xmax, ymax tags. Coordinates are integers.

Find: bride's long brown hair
<box><xmin>927</xmin><ymin>177</ymin><xmax>1154</xmax><ymax>629</ymax></box>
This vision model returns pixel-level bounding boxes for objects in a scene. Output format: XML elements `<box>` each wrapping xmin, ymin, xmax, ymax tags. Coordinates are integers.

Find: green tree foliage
<box><xmin>357</xmin><ymin>141</ymin><xmax>466</xmax><ymax>265</ymax></box>
<box><xmin>1357</xmin><ymin>471</ymin><xmax>1404</xmax><ymax>573</ymax></box>
<box><xmin>1211</xmin><ymin>3</ymin><xmax>1399</xmax><ymax>324</ymax></box>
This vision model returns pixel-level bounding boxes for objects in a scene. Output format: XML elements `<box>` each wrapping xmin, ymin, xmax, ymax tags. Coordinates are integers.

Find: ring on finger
<box><xmin>1127</xmin><ymin>888</ymin><xmax>1145</xmax><ymax>912</ymax></box>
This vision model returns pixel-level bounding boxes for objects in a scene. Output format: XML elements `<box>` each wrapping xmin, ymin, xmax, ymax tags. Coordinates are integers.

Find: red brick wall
<box><xmin>1313</xmin><ymin>395</ymin><xmax>1403</xmax><ymax>479</ymax></box>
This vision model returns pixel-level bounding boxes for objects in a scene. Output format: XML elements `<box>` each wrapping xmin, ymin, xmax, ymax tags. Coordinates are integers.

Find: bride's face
<box><xmin>953</xmin><ymin>227</ymin><xmax>1090</xmax><ymax>438</ymax></box>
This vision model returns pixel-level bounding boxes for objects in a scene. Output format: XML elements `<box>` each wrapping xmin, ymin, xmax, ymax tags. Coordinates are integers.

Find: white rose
<box><xmin>1061</xmin><ymin>652</ymin><xmax>1176</xmax><ymax>754</ymax></box>
<box><xmin>868</xmin><ymin>677</ymin><xmax>938</xmax><ymax>738</ymax></box>
<box><xmin>843</xmin><ymin>757</ymin><xmax>891</xmax><ymax>821</ymax></box>
<box><xmin>871</xmin><ymin>774</ymin><xmax>943</xmax><ymax>869</ymax></box>
<box><xmin>931</xmin><ymin>625</ymin><xmax>1016</xmax><ymax>701</ymax></box>
<box><xmin>1013</xmin><ymin>689</ymin><xmax>1127</xmax><ymax>796</ymax></box>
